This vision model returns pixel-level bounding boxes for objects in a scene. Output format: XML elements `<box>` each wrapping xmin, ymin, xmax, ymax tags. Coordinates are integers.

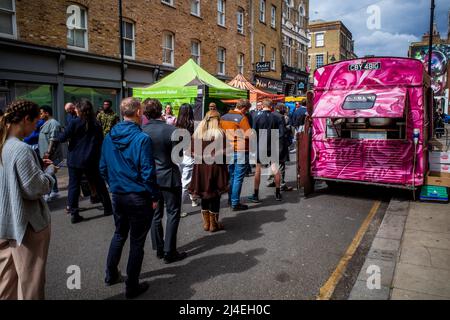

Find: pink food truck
<box><xmin>300</xmin><ymin>57</ymin><xmax>433</xmax><ymax>194</ymax></box>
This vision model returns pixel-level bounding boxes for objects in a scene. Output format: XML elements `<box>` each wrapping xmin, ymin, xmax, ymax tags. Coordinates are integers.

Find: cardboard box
<box><xmin>426</xmin><ymin>172</ymin><xmax>450</xmax><ymax>187</ymax></box>
<box><xmin>429</xmin><ymin>151</ymin><xmax>450</xmax><ymax>164</ymax></box>
<box><xmin>429</xmin><ymin>163</ymin><xmax>450</xmax><ymax>173</ymax></box>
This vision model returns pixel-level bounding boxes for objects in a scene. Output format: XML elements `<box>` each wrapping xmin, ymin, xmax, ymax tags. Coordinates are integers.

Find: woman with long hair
<box><xmin>188</xmin><ymin>110</ymin><xmax>229</xmax><ymax>232</ymax></box>
<box><xmin>0</xmin><ymin>100</ymin><xmax>57</xmax><ymax>299</ymax></box>
<box><xmin>59</xmin><ymin>99</ymin><xmax>112</xmax><ymax>223</ymax></box>
<box><xmin>176</xmin><ymin>104</ymin><xmax>199</xmax><ymax>217</ymax></box>
<box><xmin>163</xmin><ymin>104</ymin><xmax>177</xmax><ymax>126</ymax></box>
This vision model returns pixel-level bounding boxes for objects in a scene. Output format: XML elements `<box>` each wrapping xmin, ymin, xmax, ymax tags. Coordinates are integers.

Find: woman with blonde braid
<box><xmin>0</xmin><ymin>100</ymin><xmax>57</xmax><ymax>300</ymax></box>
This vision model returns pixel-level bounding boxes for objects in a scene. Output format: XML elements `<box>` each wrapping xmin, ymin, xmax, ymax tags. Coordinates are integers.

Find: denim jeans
<box><xmin>228</xmin><ymin>152</ymin><xmax>248</xmax><ymax>206</ymax></box>
<box><xmin>106</xmin><ymin>193</ymin><xmax>154</xmax><ymax>289</ymax></box>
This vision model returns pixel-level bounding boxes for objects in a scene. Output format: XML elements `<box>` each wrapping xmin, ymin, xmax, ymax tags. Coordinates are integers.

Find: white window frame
<box><xmin>122</xmin><ymin>20</ymin><xmax>135</xmax><ymax>60</ymax></box>
<box><xmin>190</xmin><ymin>0</ymin><xmax>200</xmax><ymax>16</ymax></box>
<box><xmin>0</xmin><ymin>0</ymin><xmax>16</xmax><ymax>39</ymax></box>
<box><xmin>217</xmin><ymin>47</ymin><xmax>226</xmax><ymax>75</ymax></box>
<box><xmin>271</xmin><ymin>48</ymin><xmax>276</xmax><ymax>71</ymax></box>
<box><xmin>217</xmin><ymin>0</ymin><xmax>226</xmax><ymax>27</ymax></box>
<box><xmin>67</xmin><ymin>6</ymin><xmax>89</xmax><ymax>51</ymax></box>
<box><xmin>316</xmin><ymin>33</ymin><xmax>324</xmax><ymax>47</ymax></box>
<box><xmin>237</xmin><ymin>7</ymin><xmax>244</xmax><ymax>34</ymax></box>
<box><xmin>284</xmin><ymin>36</ymin><xmax>292</xmax><ymax>66</ymax></box>
<box><xmin>259</xmin><ymin>43</ymin><xmax>266</xmax><ymax>62</ymax></box>
<box><xmin>259</xmin><ymin>0</ymin><xmax>266</xmax><ymax>23</ymax></box>
<box><xmin>316</xmin><ymin>54</ymin><xmax>324</xmax><ymax>68</ymax></box>
<box><xmin>161</xmin><ymin>0</ymin><xmax>174</xmax><ymax>6</ymax></box>
<box><xmin>237</xmin><ymin>53</ymin><xmax>244</xmax><ymax>74</ymax></box>
<box><xmin>191</xmin><ymin>40</ymin><xmax>201</xmax><ymax>65</ymax></box>
<box><xmin>162</xmin><ymin>32</ymin><xmax>174</xmax><ymax>66</ymax></box>
<box><xmin>271</xmin><ymin>5</ymin><xmax>276</xmax><ymax>28</ymax></box>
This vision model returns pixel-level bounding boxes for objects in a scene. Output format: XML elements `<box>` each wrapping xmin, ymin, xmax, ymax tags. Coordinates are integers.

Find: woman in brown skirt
<box><xmin>188</xmin><ymin>110</ymin><xmax>229</xmax><ymax>232</ymax></box>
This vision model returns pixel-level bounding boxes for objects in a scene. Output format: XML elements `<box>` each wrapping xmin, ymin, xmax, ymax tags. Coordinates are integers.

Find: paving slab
<box><xmin>391</xmin><ymin>288</ymin><xmax>449</xmax><ymax>300</ymax></box>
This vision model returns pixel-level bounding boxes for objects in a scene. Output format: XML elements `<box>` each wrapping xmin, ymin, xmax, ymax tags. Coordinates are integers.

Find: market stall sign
<box><xmin>348</xmin><ymin>62</ymin><xmax>381</xmax><ymax>71</ymax></box>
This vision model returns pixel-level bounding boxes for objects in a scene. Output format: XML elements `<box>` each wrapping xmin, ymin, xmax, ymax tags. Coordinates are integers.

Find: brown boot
<box><xmin>201</xmin><ymin>210</ymin><xmax>210</xmax><ymax>231</ymax></box>
<box><xmin>209</xmin><ymin>212</ymin><xmax>224</xmax><ymax>232</ymax></box>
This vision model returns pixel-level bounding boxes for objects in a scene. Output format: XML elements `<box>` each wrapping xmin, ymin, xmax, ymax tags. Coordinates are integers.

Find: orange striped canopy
<box><xmin>227</xmin><ymin>74</ymin><xmax>285</xmax><ymax>103</ymax></box>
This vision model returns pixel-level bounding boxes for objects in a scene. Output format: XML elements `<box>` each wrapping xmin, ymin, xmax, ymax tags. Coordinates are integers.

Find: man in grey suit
<box><xmin>142</xmin><ymin>99</ymin><xmax>186</xmax><ymax>264</ymax></box>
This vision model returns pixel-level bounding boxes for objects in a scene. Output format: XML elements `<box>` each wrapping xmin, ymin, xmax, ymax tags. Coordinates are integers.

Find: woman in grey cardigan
<box><xmin>0</xmin><ymin>100</ymin><xmax>57</xmax><ymax>300</ymax></box>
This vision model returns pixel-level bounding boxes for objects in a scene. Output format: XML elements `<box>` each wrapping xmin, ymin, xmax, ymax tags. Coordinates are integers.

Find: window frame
<box><xmin>236</xmin><ymin>7</ymin><xmax>244</xmax><ymax>34</ymax></box>
<box><xmin>122</xmin><ymin>20</ymin><xmax>135</xmax><ymax>60</ymax></box>
<box><xmin>0</xmin><ymin>0</ymin><xmax>17</xmax><ymax>39</ymax></box>
<box><xmin>316</xmin><ymin>54</ymin><xmax>324</xmax><ymax>68</ymax></box>
<box><xmin>270</xmin><ymin>5</ymin><xmax>276</xmax><ymax>28</ymax></box>
<box><xmin>190</xmin><ymin>0</ymin><xmax>201</xmax><ymax>17</ymax></box>
<box><xmin>237</xmin><ymin>53</ymin><xmax>244</xmax><ymax>74</ymax></box>
<box><xmin>315</xmin><ymin>32</ymin><xmax>325</xmax><ymax>47</ymax></box>
<box><xmin>217</xmin><ymin>47</ymin><xmax>226</xmax><ymax>75</ymax></box>
<box><xmin>191</xmin><ymin>40</ymin><xmax>201</xmax><ymax>65</ymax></box>
<box><xmin>67</xmin><ymin>5</ymin><xmax>89</xmax><ymax>51</ymax></box>
<box><xmin>161</xmin><ymin>0</ymin><xmax>174</xmax><ymax>6</ymax></box>
<box><xmin>217</xmin><ymin>0</ymin><xmax>226</xmax><ymax>27</ymax></box>
<box><xmin>259</xmin><ymin>43</ymin><xmax>266</xmax><ymax>63</ymax></box>
<box><xmin>162</xmin><ymin>31</ymin><xmax>175</xmax><ymax>66</ymax></box>
<box><xmin>271</xmin><ymin>48</ymin><xmax>276</xmax><ymax>71</ymax></box>
<box><xmin>259</xmin><ymin>0</ymin><xmax>266</xmax><ymax>23</ymax></box>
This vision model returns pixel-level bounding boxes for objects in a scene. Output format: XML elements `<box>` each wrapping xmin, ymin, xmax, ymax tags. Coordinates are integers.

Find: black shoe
<box><xmin>71</xmin><ymin>215</ymin><xmax>84</xmax><ymax>224</ymax></box>
<box><xmin>90</xmin><ymin>195</ymin><xmax>101</xmax><ymax>204</ymax></box>
<box><xmin>105</xmin><ymin>271</ymin><xmax>124</xmax><ymax>287</ymax></box>
<box><xmin>156</xmin><ymin>250</ymin><xmax>164</xmax><ymax>259</ymax></box>
<box><xmin>125</xmin><ymin>282</ymin><xmax>149</xmax><ymax>299</ymax></box>
<box><xmin>280</xmin><ymin>185</ymin><xmax>293</xmax><ymax>192</ymax></box>
<box><xmin>163</xmin><ymin>251</ymin><xmax>187</xmax><ymax>264</ymax></box>
<box><xmin>275</xmin><ymin>193</ymin><xmax>283</xmax><ymax>201</ymax></box>
<box><xmin>232</xmin><ymin>203</ymin><xmax>249</xmax><ymax>211</ymax></box>
<box><xmin>266</xmin><ymin>181</ymin><xmax>276</xmax><ymax>187</ymax></box>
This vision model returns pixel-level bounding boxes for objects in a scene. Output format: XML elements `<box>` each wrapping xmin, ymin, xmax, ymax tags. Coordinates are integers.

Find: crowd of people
<box><xmin>0</xmin><ymin>96</ymin><xmax>308</xmax><ymax>300</ymax></box>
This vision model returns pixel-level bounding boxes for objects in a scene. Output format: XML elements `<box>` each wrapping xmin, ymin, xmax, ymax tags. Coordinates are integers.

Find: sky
<box><xmin>309</xmin><ymin>0</ymin><xmax>450</xmax><ymax>57</ymax></box>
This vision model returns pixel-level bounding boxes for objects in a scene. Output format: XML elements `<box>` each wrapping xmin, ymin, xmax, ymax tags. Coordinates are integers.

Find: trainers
<box><xmin>125</xmin><ymin>282</ymin><xmax>149</xmax><ymax>299</ymax></box>
<box><xmin>266</xmin><ymin>181</ymin><xmax>276</xmax><ymax>188</ymax></box>
<box><xmin>180</xmin><ymin>212</ymin><xmax>189</xmax><ymax>218</ymax></box>
<box><xmin>105</xmin><ymin>271</ymin><xmax>124</xmax><ymax>286</ymax></box>
<box><xmin>247</xmin><ymin>195</ymin><xmax>261</xmax><ymax>203</ymax></box>
<box><xmin>232</xmin><ymin>203</ymin><xmax>249</xmax><ymax>211</ymax></box>
<box><xmin>163</xmin><ymin>251</ymin><xmax>187</xmax><ymax>264</ymax></box>
<box><xmin>71</xmin><ymin>215</ymin><xmax>85</xmax><ymax>224</ymax></box>
<box><xmin>191</xmin><ymin>199</ymin><xmax>200</xmax><ymax>207</ymax></box>
<box><xmin>275</xmin><ymin>193</ymin><xmax>283</xmax><ymax>201</ymax></box>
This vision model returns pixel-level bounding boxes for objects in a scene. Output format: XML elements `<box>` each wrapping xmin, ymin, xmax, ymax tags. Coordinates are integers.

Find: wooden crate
<box><xmin>426</xmin><ymin>172</ymin><xmax>450</xmax><ymax>188</ymax></box>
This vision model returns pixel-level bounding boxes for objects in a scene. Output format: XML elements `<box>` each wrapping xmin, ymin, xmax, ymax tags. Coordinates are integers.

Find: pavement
<box><xmin>45</xmin><ymin>159</ymin><xmax>390</xmax><ymax>300</ymax></box>
<box><xmin>349</xmin><ymin>129</ymin><xmax>450</xmax><ymax>300</ymax></box>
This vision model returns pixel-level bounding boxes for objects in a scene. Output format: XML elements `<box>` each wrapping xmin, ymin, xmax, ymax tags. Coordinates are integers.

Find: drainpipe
<box><xmin>427</xmin><ymin>0</ymin><xmax>435</xmax><ymax>77</ymax></box>
<box><xmin>250</xmin><ymin>0</ymin><xmax>255</xmax><ymax>81</ymax></box>
<box><xmin>119</xmin><ymin>0</ymin><xmax>126</xmax><ymax>98</ymax></box>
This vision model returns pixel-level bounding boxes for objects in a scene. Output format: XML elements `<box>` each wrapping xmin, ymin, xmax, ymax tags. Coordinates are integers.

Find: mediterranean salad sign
<box><xmin>348</xmin><ymin>62</ymin><xmax>381</xmax><ymax>71</ymax></box>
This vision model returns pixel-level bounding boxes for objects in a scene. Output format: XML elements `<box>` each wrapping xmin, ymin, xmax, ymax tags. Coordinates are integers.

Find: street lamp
<box><xmin>118</xmin><ymin>0</ymin><xmax>126</xmax><ymax>98</ymax></box>
<box><xmin>427</xmin><ymin>0</ymin><xmax>435</xmax><ymax>76</ymax></box>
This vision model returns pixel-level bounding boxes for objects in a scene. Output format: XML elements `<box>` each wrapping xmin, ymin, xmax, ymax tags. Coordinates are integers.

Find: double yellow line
<box><xmin>316</xmin><ymin>201</ymin><xmax>382</xmax><ymax>300</ymax></box>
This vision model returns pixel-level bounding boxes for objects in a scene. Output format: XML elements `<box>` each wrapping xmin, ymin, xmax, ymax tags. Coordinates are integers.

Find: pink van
<box><xmin>302</xmin><ymin>57</ymin><xmax>433</xmax><ymax>191</ymax></box>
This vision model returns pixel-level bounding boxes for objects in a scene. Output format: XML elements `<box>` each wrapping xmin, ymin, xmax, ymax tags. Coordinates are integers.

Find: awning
<box><xmin>312</xmin><ymin>87</ymin><xmax>407</xmax><ymax>118</ymax></box>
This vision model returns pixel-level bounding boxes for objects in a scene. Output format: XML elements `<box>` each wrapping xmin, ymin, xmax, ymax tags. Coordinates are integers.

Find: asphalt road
<box><xmin>46</xmin><ymin>158</ymin><xmax>392</xmax><ymax>300</ymax></box>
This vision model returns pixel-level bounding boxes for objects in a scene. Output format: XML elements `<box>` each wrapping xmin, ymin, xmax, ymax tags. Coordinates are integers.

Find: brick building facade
<box><xmin>0</xmin><ymin>0</ymin><xmax>261</xmax><ymax>120</ymax></box>
<box><xmin>307</xmin><ymin>20</ymin><xmax>357</xmax><ymax>84</ymax></box>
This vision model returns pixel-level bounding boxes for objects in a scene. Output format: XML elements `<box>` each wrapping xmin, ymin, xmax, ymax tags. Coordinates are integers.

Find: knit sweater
<box><xmin>0</xmin><ymin>137</ymin><xmax>54</xmax><ymax>245</ymax></box>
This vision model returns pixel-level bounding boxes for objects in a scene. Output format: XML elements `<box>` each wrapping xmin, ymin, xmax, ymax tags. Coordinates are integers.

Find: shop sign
<box><xmin>255</xmin><ymin>76</ymin><xmax>284</xmax><ymax>92</ymax></box>
<box><xmin>256</xmin><ymin>62</ymin><xmax>271</xmax><ymax>73</ymax></box>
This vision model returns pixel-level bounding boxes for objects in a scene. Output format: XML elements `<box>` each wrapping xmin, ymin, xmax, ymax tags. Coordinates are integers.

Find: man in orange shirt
<box><xmin>220</xmin><ymin>99</ymin><xmax>252</xmax><ymax>211</ymax></box>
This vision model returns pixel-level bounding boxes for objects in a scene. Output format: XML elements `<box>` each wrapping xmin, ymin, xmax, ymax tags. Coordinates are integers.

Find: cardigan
<box><xmin>0</xmin><ymin>137</ymin><xmax>54</xmax><ymax>245</ymax></box>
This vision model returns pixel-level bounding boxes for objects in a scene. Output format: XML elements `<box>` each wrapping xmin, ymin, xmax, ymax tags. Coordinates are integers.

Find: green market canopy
<box><xmin>133</xmin><ymin>59</ymin><xmax>248</xmax><ymax>118</ymax></box>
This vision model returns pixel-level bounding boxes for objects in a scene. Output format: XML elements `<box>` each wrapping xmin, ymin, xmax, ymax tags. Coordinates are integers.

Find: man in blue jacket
<box><xmin>100</xmin><ymin>97</ymin><xmax>159</xmax><ymax>299</ymax></box>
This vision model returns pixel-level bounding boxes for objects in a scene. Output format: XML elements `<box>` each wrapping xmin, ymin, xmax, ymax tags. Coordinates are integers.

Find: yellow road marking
<box><xmin>316</xmin><ymin>200</ymin><xmax>382</xmax><ymax>300</ymax></box>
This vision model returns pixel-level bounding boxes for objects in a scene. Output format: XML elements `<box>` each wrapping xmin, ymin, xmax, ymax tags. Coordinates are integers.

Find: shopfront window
<box><xmin>15</xmin><ymin>83</ymin><xmax>54</xmax><ymax>108</ymax></box>
<box><xmin>64</xmin><ymin>86</ymin><xmax>118</xmax><ymax>114</ymax></box>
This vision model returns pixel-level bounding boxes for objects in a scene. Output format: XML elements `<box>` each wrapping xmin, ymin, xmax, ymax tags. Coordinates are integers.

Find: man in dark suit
<box><xmin>142</xmin><ymin>99</ymin><xmax>186</xmax><ymax>264</ymax></box>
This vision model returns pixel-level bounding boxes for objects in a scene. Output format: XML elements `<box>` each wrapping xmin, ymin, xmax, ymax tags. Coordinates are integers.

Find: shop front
<box><xmin>0</xmin><ymin>39</ymin><xmax>157</xmax><ymax>124</ymax></box>
<box><xmin>254</xmin><ymin>75</ymin><xmax>285</xmax><ymax>95</ymax></box>
<box><xmin>282</xmin><ymin>65</ymin><xmax>309</xmax><ymax>96</ymax></box>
